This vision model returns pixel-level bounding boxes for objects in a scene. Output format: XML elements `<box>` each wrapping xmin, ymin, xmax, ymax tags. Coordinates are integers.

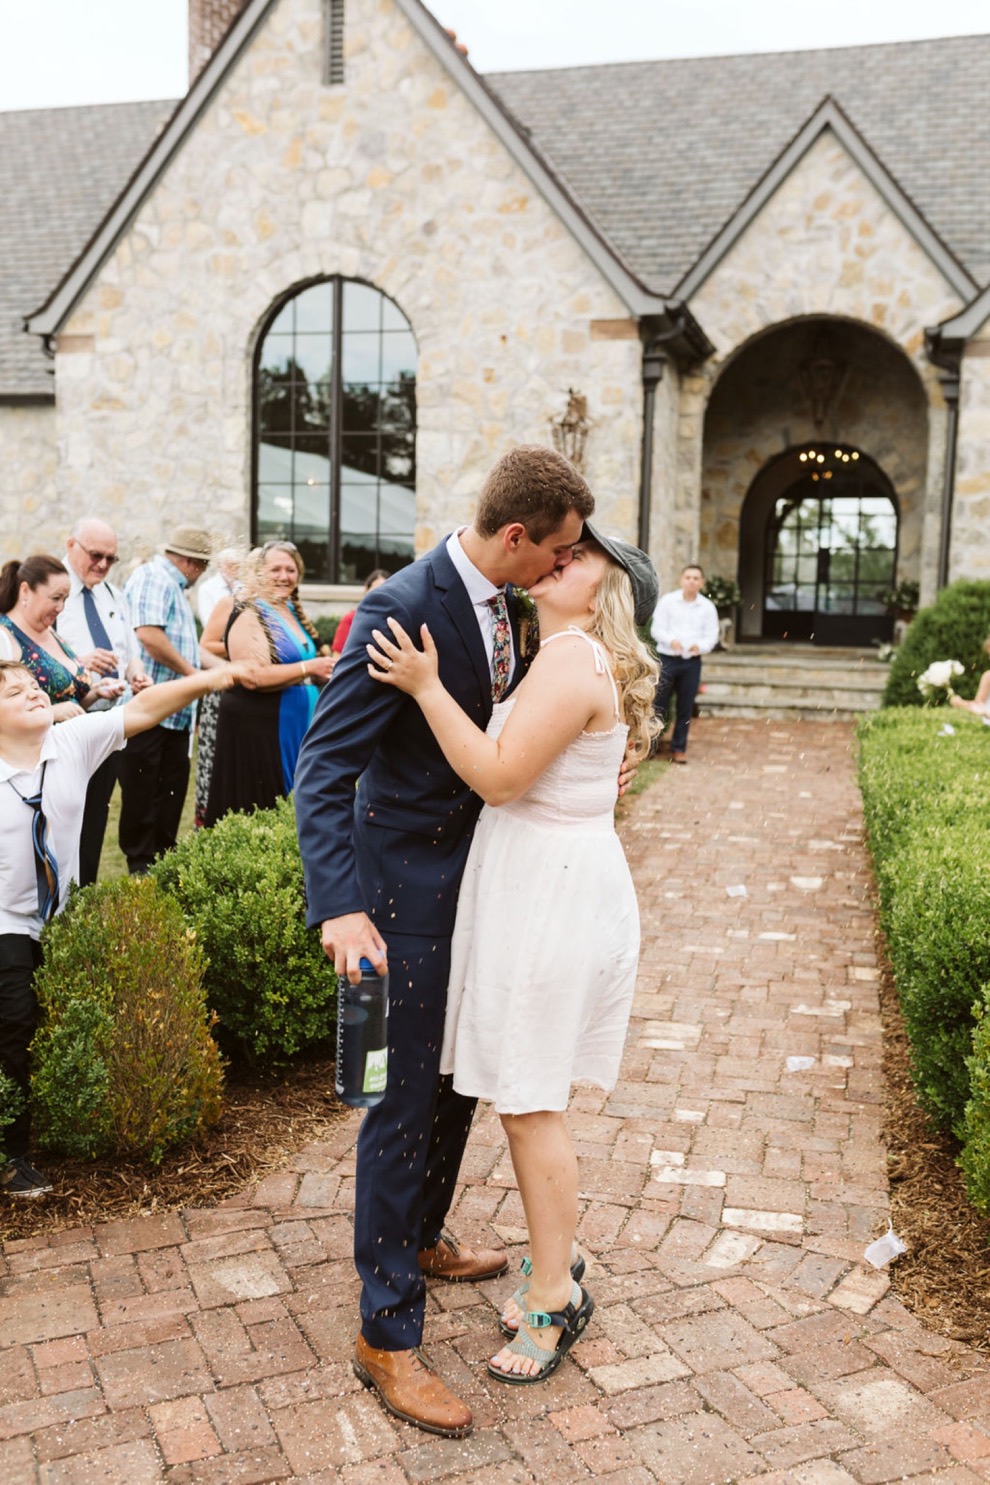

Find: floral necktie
<box><xmin>487</xmin><ymin>591</ymin><xmax>511</xmax><ymax>702</ymax></box>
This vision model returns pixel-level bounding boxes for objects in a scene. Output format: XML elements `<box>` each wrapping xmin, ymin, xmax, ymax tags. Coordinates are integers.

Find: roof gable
<box><xmin>25</xmin><ymin>0</ymin><xmax>675</xmax><ymax>341</ymax></box>
<box><xmin>0</xmin><ymin>99</ymin><xmax>174</xmax><ymax>398</ymax></box>
<box><xmin>675</xmin><ymin>96</ymin><xmax>978</xmax><ymax>302</ymax></box>
<box><xmin>489</xmin><ymin>33</ymin><xmax>990</xmax><ymax>296</ymax></box>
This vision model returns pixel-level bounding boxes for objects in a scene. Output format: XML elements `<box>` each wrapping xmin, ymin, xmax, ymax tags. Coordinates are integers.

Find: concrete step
<box><xmin>691</xmin><ymin>643</ymin><xmax>888</xmax><ymax>721</ymax></box>
<box><xmin>702</xmin><ymin>672</ymin><xmax>886</xmax><ymax>697</ymax></box>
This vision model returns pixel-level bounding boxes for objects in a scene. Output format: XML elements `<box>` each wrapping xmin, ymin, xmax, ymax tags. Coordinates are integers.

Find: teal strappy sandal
<box><xmin>487</xmin><ymin>1281</ymin><xmax>595</xmax><ymax>1386</ymax></box>
<box><xmin>499</xmin><ymin>1248</ymin><xmax>586</xmax><ymax>1338</ymax></box>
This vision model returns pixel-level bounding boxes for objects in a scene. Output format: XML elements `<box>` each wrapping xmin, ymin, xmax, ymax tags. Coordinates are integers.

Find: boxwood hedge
<box><xmin>858</xmin><ymin>706</ymin><xmax>990</xmax><ymax>1211</ymax></box>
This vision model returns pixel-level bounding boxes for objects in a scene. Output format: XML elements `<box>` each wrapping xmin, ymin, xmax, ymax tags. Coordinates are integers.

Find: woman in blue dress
<box><xmin>204</xmin><ymin>542</ymin><xmax>335</xmax><ymax>824</ymax></box>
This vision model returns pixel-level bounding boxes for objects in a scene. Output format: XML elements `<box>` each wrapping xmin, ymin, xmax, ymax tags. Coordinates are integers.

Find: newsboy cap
<box><xmin>581</xmin><ymin>522</ymin><xmax>659</xmax><ymax>627</ymax></box>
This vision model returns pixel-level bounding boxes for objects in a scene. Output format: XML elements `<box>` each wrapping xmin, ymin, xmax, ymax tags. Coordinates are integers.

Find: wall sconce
<box><xmin>550</xmin><ymin>389</ymin><xmax>593</xmax><ymax>472</ymax></box>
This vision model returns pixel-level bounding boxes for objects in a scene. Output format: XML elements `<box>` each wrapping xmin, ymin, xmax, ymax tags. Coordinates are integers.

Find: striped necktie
<box><xmin>487</xmin><ymin>591</ymin><xmax>511</xmax><ymax>702</ymax></box>
<box><xmin>9</xmin><ymin>761</ymin><xmax>60</xmax><ymax>922</ymax></box>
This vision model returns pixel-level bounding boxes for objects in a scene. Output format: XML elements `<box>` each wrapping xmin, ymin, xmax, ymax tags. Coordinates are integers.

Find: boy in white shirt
<box><xmin>0</xmin><ymin>656</ymin><xmax>251</xmax><ymax>1197</ymax></box>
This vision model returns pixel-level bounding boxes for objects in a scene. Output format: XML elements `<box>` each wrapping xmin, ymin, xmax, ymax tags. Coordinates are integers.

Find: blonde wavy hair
<box><xmin>590</xmin><ymin>560</ymin><xmax>660</xmax><ymax>760</ymax></box>
<box><xmin>240</xmin><ymin>542</ymin><xmax>319</xmax><ymax>645</ymax></box>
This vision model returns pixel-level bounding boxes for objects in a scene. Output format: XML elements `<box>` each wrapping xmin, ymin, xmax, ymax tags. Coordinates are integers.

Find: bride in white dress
<box><xmin>366</xmin><ymin>527</ymin><xmax>659</xmax><ymax>1386</ymax></box>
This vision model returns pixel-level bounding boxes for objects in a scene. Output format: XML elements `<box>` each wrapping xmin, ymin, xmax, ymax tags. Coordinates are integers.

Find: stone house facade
<box><xmin>1</xmin><ymin>0</ymin><xmax>988</xmax><ymax>637</ymax></box>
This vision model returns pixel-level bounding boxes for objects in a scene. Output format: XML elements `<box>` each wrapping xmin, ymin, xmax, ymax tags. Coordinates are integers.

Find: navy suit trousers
<box><xmin>355</xmin><ymin>929</ymin><xmax>476</xmax><ymax>1350</ymax></box>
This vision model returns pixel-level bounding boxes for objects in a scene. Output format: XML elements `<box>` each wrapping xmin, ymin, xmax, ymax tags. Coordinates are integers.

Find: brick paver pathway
<box><xmin>3</xmin><ymin>719</ymin><xmax>989</xmax><ymax>1483</ymax></box>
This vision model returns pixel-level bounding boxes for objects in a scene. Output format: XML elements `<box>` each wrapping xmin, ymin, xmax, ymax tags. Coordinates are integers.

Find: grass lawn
<box><xmin>97</xmin><ymin>746</ymin><xmax>198</xmax><ymax>882</ymax></box>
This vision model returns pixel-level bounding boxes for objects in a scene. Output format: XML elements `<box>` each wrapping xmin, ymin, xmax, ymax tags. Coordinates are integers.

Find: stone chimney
<box><xmin>188</xmin><ymin>0</ymin><xmax>250</xmax><ymax>83</ymax></box>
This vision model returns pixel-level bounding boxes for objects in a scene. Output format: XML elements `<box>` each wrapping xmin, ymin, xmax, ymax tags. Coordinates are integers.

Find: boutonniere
<box><xmin>512</xmin><ymin>587</ymin><xmax>540</xmax><ymax>662</ymax></box>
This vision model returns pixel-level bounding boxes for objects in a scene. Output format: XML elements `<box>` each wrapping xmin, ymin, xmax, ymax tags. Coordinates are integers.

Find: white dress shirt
<box><xmin>0</xmin><ymin>710</ymin><xmax>126</xmax><ymax>939</ymax></box>
<box><xmin>196</xmin><ymin>571</ymin><xmax>238</xmax><ymax>627</ymax></box>
<box><xmin>650</xmin><ymin>589</ymin><xmax>720</xmax><ymax>658</ymax></box>
<box><xmin>56</xmin><ymin>566</ymin><xmax>141</xmax><ymax>708</ymax></box>
<box><xmin>445</xmin><ymin>529</ymin><xmax>517</xmax><ymax>686</ymax></box>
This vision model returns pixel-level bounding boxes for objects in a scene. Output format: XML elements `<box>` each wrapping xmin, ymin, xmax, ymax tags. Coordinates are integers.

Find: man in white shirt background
<box><xmin>650</xmin><ymin>563</ymin><xmax>720</xmax><ymax>764</ymax></box>
<box><xmin>56</xmin><ymin>518</ymin><xmax>152</xmax><ymax>883</ymax></box>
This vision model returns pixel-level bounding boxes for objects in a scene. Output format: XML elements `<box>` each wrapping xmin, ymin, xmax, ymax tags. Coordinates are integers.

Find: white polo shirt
<box><xmin>0</xmin><ymin>710</ymin><xmax>126</xmax><ymax>940</ymax></box>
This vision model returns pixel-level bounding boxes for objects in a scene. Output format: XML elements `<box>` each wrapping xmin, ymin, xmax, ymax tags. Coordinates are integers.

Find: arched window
<box><xmin>253</xmin><ymin>277</ymin><xmax>417</xmax><ymax>583</ymax></box>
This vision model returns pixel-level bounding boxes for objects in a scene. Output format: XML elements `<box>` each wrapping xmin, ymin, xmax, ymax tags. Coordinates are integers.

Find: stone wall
<box><xmin>686</xmin><ymin>131</ymin><xmax>967</xmax><ymax>609</ymax></box>
<box><xmin>49</xmin><ymin>0</ymin><xmax>643</xmax><ymax>581</ymax></box>
<box><xmin>0</xmin><ymin>403</ymin><xmax>59</xmax><ymax>555</ymax></box>
<box><xmin>954</xmin><ymin>340</ymin><xmax>990</xmax><ymax>581</ymax></box>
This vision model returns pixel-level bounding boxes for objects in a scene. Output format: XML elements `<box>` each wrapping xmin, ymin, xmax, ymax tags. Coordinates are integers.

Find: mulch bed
<box><xmin>0</xmin><ymin>1053</ymin><xmax>347</xmax><ymax>1245</ymax></box>
<box><xmin>876</xmin><ymin>927</ymin><xmax>990</xmax><ymax>1351</ymax></box>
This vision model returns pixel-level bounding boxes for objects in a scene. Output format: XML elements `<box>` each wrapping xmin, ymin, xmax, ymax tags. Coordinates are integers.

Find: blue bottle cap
<box><xmin>359</xmin><ymin>957</ymin><xmax>378</xmax><ymax>973</ymax></box>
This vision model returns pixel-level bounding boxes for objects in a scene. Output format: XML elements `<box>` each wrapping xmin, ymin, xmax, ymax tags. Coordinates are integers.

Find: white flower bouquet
<box><xmin>917</xmin><ymin>658</ymin><xmax>964</xmax><ymax>701</ymax></box>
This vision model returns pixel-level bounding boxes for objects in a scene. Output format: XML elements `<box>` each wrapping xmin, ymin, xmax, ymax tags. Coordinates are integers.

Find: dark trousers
<box><xmin>355</xmin><ymin>930</ymin><xmax>476</xmax><ymax>1351</ymax></box>
<box><xmin>655</xmin><ymin>653</ymin><xmax>703</xmax><ymax>754</ymax></box>
<box><xmin>78</xmin><ymin>751</ymin><xmax>120</xmax><ymax>887</ymax></box>
<box><xmin>0</xmin><ymin>934</ymin><xmax>42</xmax><ymax>1158</ymax></box>
<box><xmin>118</xmin><ymin>724</ymin><xmax>191</xmax><ymax>875</ymax></box>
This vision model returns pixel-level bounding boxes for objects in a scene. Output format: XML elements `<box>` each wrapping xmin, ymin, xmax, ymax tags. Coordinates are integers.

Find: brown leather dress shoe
<box><xmin>418</xmin><ymin>1229</ymin><xmax>508</xmax><ymax>1283</ymax></box>
<box><xmin>353</xmin><ymin>1334</ymin><xmax>473</xmax><ymax>1438</ymax></box>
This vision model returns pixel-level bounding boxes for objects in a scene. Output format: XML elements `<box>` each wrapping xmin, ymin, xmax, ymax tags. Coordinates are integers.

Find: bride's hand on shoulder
<box><xmin>367</xmin><ymin>617</ymin><xmax>439</xmax><ymax>697</ymax></box>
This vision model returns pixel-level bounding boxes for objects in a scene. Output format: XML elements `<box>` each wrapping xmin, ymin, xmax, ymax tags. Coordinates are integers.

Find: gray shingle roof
<box><xmin>0</xmin><ymin>99</ymin><xmax>176</xmax><ymax>396</ymax></box>
<box><xmin>488</xmin><ymin>33</ymin><xmax>990</xmax><ymax>295</ymax></box>
<box><xmin>3</xmin><ymin>32</ymin><xmax>989</xmax><ymax>394</ymax></box>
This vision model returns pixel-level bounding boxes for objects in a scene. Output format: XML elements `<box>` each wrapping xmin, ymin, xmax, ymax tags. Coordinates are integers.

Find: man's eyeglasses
<box><xmin>77</xmin><ymin>543</ymin><xmax>119</xmax><ymax>567</ymax></box>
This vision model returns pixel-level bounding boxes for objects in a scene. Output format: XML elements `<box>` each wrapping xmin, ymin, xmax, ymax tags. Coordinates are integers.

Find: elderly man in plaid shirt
<box><xmin>119</xmin><ymin>526</ymin><xmax>211</xmax><ymax>873</ymax></box>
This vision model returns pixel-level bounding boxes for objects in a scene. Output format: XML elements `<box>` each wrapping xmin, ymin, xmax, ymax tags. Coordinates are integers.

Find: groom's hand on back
<box><xmin>321</xmin><ymin>912</ymin><xmax>389</xmax><ymax>985</ymax></box>
<box><xmin>617</xmin><ymin>746</ymin><xmax>639</xmax><ymax>797</ymax></box>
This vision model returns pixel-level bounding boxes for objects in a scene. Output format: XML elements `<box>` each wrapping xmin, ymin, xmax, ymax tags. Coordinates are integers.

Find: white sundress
<box><xmin>440</xmin><ymin>628</ymin><xmax>641</xmax><ymax>1114</ymax></box>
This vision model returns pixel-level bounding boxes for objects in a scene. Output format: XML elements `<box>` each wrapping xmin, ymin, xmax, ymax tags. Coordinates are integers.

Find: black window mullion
<box><xmin>330</xmin><ymin>277</ymin><xmax>344</xmax><ymax>583</ymax></box>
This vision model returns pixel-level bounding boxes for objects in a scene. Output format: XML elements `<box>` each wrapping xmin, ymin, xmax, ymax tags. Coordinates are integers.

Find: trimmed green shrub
<box><xmin>857</xmin><ymin>708</ymin><xmax>985</xmax><ymax>880</ymax></box>
<box><xmin>31</xmin><ymin>878</ymin><xmax>223</xmax><ymax>1163</ymax></box>
<box><xmin>0</xmin><ymin>1069</ymin><xmax>24</xmax><ymax>1165</ymax></box>
<box><xmin>961</xmin><ymin>995</ymin><xmax>990</xmax><ymax>1214</ymax></box>
<box><xmin>858</xmin><ymin>708</ymin><xmax>990</xmax><ymax>1144</ymax></box>
<box><xmin>313</xmin><ymin>614</ymin><xmax>341</xmax><ymax>650</ymax></box>
<box><xmin>883</xmin><ymin>579</ymin><xmax>990</xmax><ymax>707</ymax></box>
<box><xmin>152</xmin><ymin>796</ymin><xmax>334</xmax><ymax>1060</ymax></box>
<box><xmin>881</xmin><ymin>830</ymin><xmax>990</xmax><ymax>1133</ymax></box>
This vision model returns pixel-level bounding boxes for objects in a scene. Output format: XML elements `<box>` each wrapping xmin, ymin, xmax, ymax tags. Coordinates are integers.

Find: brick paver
<box><xmin>3</xmin><ymin>719</ymin><xmax>988</xmax><ymax>1482</ymax></box>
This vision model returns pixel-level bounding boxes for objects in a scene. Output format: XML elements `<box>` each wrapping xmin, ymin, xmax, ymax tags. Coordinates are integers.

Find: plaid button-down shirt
<box><xmin>124</xmin><ymin>555</ymin><xmax>199</xmax><ymax>731</ymax></box>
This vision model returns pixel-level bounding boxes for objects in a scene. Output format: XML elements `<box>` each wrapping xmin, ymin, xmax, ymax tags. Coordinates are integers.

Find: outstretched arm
<box><xmin>368</xmin><ymin>618</ymin><xmax>608</xmax><ymax>806</ymax></box>
<box><xmin>121</xmin><ymin>662</ymin><xmax>254</xmax><ymax>737</ymax></box>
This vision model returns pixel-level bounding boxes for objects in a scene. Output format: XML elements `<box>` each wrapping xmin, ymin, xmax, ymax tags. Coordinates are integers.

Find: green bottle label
<box><xmin>364</xmin><ymin>1047</ymin><xmax>388</xmax><ymax>1094</ymax></box>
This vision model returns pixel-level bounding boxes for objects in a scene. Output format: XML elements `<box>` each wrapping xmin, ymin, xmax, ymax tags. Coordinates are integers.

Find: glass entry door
<box><xmin>764</xmin><ymin>463</ymin><xmax>897</xmax><ymax>645</ymax></box>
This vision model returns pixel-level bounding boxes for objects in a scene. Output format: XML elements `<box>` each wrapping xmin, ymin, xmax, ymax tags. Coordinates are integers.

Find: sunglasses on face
<box><xmin>77</xmin><ymin>543</ymin><xmax>119</xmax><ymax>566</ymax></box>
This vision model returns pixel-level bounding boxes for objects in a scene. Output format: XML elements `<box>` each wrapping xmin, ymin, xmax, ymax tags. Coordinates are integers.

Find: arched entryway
<box><xmin>699</xmin><ymin>316</ymin><xmax>927</xmax><ymax>644</ymax></box>
<box><xmin>749</xmin><ymin>443</ymin><xmax>898</xmax><ymax>645</ymax></box>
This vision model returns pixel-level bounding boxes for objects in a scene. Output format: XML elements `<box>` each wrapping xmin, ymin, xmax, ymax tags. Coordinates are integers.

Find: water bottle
<box><xmin>335</xmin><ymin>958</ymin><xmax>389</xmax><ymax>1108</ymax></box>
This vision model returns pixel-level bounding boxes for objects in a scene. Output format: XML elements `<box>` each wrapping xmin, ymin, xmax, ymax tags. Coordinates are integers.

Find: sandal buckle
<box><xmin>524</xmin><ymin>1308</ymin><xmax>552</xmax><ymax>1329</ymax></box>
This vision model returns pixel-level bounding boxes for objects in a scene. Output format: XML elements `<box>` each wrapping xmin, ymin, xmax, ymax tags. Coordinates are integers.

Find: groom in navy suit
<box><xmin>295</xmin><ymin>446</ymin><xmax>595</xmax><ymax>1437</ymax></box>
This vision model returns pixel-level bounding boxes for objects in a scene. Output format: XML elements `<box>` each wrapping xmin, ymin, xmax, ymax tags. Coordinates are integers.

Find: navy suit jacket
<box><xmin>294</xmin><ymin>539</ymin><xmax>525</xmax><ymax>939</ymax></box>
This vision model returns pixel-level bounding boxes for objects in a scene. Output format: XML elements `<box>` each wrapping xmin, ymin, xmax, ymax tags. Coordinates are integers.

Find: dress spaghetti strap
<box><xmin>540</xmin><ymin>626</ymin><xmax>621</xmax><ymax>722</ymax></box>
